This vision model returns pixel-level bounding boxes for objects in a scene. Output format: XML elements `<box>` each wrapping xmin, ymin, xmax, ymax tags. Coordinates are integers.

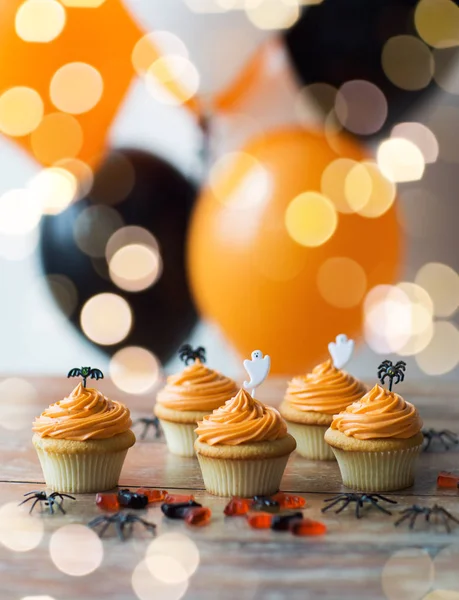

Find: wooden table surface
<box><xmin>1</xmin><ymin>377</ymin><xmax>459</xmax><ymax>600</ymax></box>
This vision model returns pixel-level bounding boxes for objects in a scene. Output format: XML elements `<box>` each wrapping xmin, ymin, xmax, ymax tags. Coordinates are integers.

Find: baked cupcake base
<box><xmin>32</xmin><ymin>430</ymin><xmax>135</xmax><ymax>494</ymax></box>
<box><xmin>195</xmin><ymin>435</ymin><xmax>296</xmax><ymax>497</ymax></box>
<box><xmin>325</xmin><ymin>429</ymin><xmax>424</xmax><ymax>492</ymax></box>
<box><xmin>155</xmin><ymin>404</ymin><xmax>209</xmax><ymax>457</ymax></box>
<box><xmin>286</xmin><ymin>421</ymin><xmax>335</xmax><ymax>460</ymax></box>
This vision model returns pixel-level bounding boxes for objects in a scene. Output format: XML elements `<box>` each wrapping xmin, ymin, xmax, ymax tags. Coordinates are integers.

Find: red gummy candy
<box><xmin>437</xmin><ymin>472</ymin><xmax>459</xmax><ymax>489</ymax></box>
<box><xmin>165</xmin><ymin>494</ymin><xmax>195</xmax><ymax>503</ymax></box>
<box><xmin>136</xmin><ymin>488</ymin><xmax>168</xmax><ymax>503</ymax></box>
<box><xmin>185</xmin><ymin>506</ymin><xmax>212</xmax><ymax>526</ymax></box>
<box><xmin>291</xmin><ymin>519</ymin><xmax>327</xmax><ymax>536</ymax></box>
<box><xmin>224</xmin><ymin>497</ymin><xmax>251</xmax><ymax>516</ymax></box>
<box><xmin>96</xmin><ymin>493</ymin><xmax>120</xmax><ymax>512</ymax></box>
<box><xmin>271</xmin><ymin>492</ymin><xmax>306</xmax><ymax>510</ymax></box>
<box><xmin>247</xmin><ymin>512</ymin><xmax>273</xmax><ymax>529</ymax></box>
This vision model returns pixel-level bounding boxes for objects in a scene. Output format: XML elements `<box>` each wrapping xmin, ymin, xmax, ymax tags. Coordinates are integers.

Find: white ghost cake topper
<box><xmin>328</xmin><ymin>334</ymin><xmax>354</xmax><ymax>369</ymax></box>
<box><xmin>243</xmin><ymin>350</ymin><xmax>271</xmax><ymax>398</ymax></box>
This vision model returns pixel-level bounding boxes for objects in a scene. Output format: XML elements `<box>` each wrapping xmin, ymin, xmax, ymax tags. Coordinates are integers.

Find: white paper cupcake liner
<box><xmin>159</xmin><ymin>420</ymin><xmax>197</xmax><ymax>457</ymax></box>
<box><xmin>35</xmin><ymin>447</ymin><xmax>128</xmax><ymax>493</ymax></box>
<box><xmin>331</xmin><ymin>445</ymin><xmax>422</xmax><ymax>492</ymax></box>
<box><xmin>196</xmin><ymin>454</ymin><xmax>290</xmax><ymax>497</ymax></box>
<box><xmin>286</xmin><ymin>421</ymin><xmax>335</xmax><ymax>460</ymax></box>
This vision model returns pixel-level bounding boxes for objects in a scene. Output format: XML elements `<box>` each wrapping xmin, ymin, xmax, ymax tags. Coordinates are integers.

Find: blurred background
<box><xmin>1</xmin><ymin>0</ymin><xmax>459</xmax><ymax>395</ymax></box>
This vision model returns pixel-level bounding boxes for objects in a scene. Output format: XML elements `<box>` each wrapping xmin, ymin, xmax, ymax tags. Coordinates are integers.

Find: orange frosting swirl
<box><xmin>330</xmin><ymin>384</ymin><xmax>423</xmax><ymax>440</ymax></box>
<box><xmin>285</xmin><ymin>360</ymin><xmax>367</xmax><ymax>414</ymax></box>
<box><xmin>156</xmin><ymin>360</ymin><xmax>238</xmax><ymax>412</ymax></box>
<box><xmin>32</xmin><ymin>383</ymin><xmax>132</xmax><ymax>441</ymax></box>
<box><xmin>195</xmin><ymin>388</ymin><xmax>287</xmax><ymax>446</ymax></box>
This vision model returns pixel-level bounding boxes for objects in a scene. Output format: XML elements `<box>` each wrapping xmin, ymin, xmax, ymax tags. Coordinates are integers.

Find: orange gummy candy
<box><xmin>136</xmin><ymin>489</ymin><xmax>168</xmax><ymax>503</ymax></box>
<box><xmin>165</xmin><ymin>493</ymin><xmax>195</xmax><ymax>503</ymax></box>
<box><xmin>291</xmin><ymin>519</ymin><xmax>327</xmax><ymax>536</ymax></box>
<box><xmin>185</xmin><ymin>507</ymin><xmax>212</xmax><ymax>526</ymax></box>
<box><xmin>271</xmin><ymin>492</ymin><xmax>306</xmax><ymax>509</ymax></box>
<box><xmin>247</xmin><ymin>512</ymin><xmax>273</xmax><ymax>529</ymax></box>
<box><xmin>437</xmin><ymin>472</ymin><xmax>459</xmax><ymax>489</ymax></box>
<box><xmin>224</xmin><ymin>497</ymin><xmax>251</xmax><ymax>516</ymax></box>
<box><xmin>96</xmin><ymin>493</ymin><xmax>120</xmax><ymax>512</ymax></box>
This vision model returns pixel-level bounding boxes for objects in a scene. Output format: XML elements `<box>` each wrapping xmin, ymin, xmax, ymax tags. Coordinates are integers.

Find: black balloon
<box><xmin>284</xmin><ymin>0</ymin><xmax>453</xmax><ymax>138</ymax></box>
<box><xmin>40</xmin><ymin>148</ymin><xmax>198</xmax><ymax>364</ymax></box>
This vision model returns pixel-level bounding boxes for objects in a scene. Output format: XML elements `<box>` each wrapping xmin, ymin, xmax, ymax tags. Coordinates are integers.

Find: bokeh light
<box><xmin>434</xmin><ymin>48</ymin><xmax>459</xmax><ymax>94</ymax></box>
<box><xmin>55</xmin><ymin>158</ymin><xmax>94</xmax><ymax>200</ymax></box>
<box><xmin>295</xmin><ymin>83</ymin><xmax>337</xmax><ymax>128</ymax></box>
<box><xmin>80</xmin><ymin>293</ymin><xmax>132</xmax><ymax>345</ymax></box>
<box><xmin>90</xmin><ymin>151</ymin><xmax>135</xmax><ymax>206</ymax></box>
<box><xmin>335</xmin><ymin>80</ymin><xmax>388</xmax><ymax>135</ymax></box>
<box><xmin>285</xmin><ymin>192</ymin><xmax>337</xmax><ymax>247</ymax></box>
<box><xmin>15</xmin><ymin>0</ymin><xmax>66</xmax><ymax>43</ymax></box>
<box><xmin>321</xmin><ymin>158</ymin><xmax>363</xmax><ymax>214</ymax></box>
<box><xmin>415</xmin><ymin>262</ymin><xmax>459</xmax><ymax>317</ymax></box>
<box><xmin>106</xmin><ymin>226</ymin><xmax>159</xmax><ymax>262</ymax></box>
<box><xmin>49</xmin><ymin>525</ymin><xmax>103</xmax><ymax>576</ymax></box>
<box><xmin>349</xmin><ymin>161</ymin><xmax>396</xmax><ymax>218</ymax></box>
<box><xmin>0</xmin><ymin>378</ymin><xmax>38</xmax><ymax>431</ymax></box>
<box><xmin>110</xmin><ymin>347</ymin><xmax>160</xmax><ymax>394</ymax></box>
<box><xmin>74</xmin><ymin>205</ymin><xmax>124</xmax><ymax>258</ymax></box>
<box><xmin>60</xmin><ymin>0</ymin><xmax>106</xmax><ymax>6</ymax></box>
<box><xmin>377</xmin><ymin>138</ymin><xmax>425</xmax><ymax>183</ymax></box>
<box><xmin>209</xmin><ymin>152</ymin><xmax>272</xmax><ymax>210</ymax></box>
<box><xmin>415</xmin><ymin>0</ymin><xmax>459</xmax><ymax>48</ymax></box>
<box><xmin>381</xmin><ymin>548</ymin><xmax>434</xmax><ymax>600</ymax></box>
<box><xmin>416</xmin><ymin>321</ymin><xmax>459</xmax><ymax>375</ymax></box>
<box><xmin>28</xmin><ymin>167</ymin><xmax>77</xmax><ymax>215</ymax></box>
<box><xmin>109</xmin><ymin>244</ymin><xmax>162</xmax><ymax>293</ymax></box>
<box><xmin>50</xmin><ymin>62</ymin><xmax>104</xmax><ymax>115</ymax></box>
<box><xmin>245</xmin><ymin>0</ymin><xmax>299</xmax><ymax>30</ymax></box>
<box><xmin>364</xmin><ymin>285</ymin><xmax>413</xmax><ymax>353</ymax></box>
<box><xmin>0</xmin><ymin>189</ymin><xmax>41</xmax><ymax>235</ymax></box>
<box><xmin>317</xmin><ymin>257</ymin><xmax>367</xmax><ymax>308</ymax></box>
<box><xmin>0</xmin><ymin>87</ymin><xmax>44</xmax><ymax>137</ymax></box>
<box><xmin>45</xmin><ymin>274</ymin><xmax>78</xmax><ymax>317</ymax></box>
<box><xmin>391</xmin><ymin>122</ymin><xmax>439</xmax><ymax>164</ymax></box>
<box><xmin>396</xmin><ymin>282</ymin><xmax>434</xmax><ymax>356</ymax></box>
<box><xmin>382</xmin><ymin>35</ymin><xmax>434</xmax><ymax>91</ymax></box>
<box><xmin>132</xmin><ymin>559</ymin><xmax>188</xmax><ymax>600</ymax></box>
<box><xmin>132</xmin><ymin>32</ymin><xmax>189</xmax><ymax>76</ymax></box>
<box><xmin>146</xmin><ymin>533</ymin><xmax>200</xmax><ymax>579</ymax></box>
<box><xmin>145</xmin><ymin>56</ymin><xmax>199</xmax><ymax>106</ymax></box>
<box><xmin>31</xmin><ymin>112</ymin><xmax>83</xmax><ymax>165</ymax></box>
<box><xmin>0</xmin><ymin>502</ymin><xmax>44</xmax><ymax>552</ymax></box>
<box><xmin>22</xmin><ymin>596</ymin><xmax>56</xmax><ymax>600</ymax></box>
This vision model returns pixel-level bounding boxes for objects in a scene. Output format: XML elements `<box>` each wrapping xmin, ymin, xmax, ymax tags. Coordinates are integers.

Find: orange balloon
<box><xmin>0</xmin><ymin>0</ymin><xmax>198</xmax><ymax>167</ymax></box>
<box><xmin>188</xmin><ymin>129</ymin><xmax>402</xmax><ymax>374</ymax></box>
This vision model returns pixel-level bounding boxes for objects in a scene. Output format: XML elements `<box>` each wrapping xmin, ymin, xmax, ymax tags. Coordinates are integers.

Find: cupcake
<box><xmin>324</xmin><ymin>384</ymin><xmax>423</xmax><ymax>492</ymax></box>
<box><xmin>279</xmin><ymin>360</ymin><xmax>367</xmax><ymax>460</ymax></box>
<box><xmin>154</xmin><ymin>349</ymin><xmax>238</xmax><ymax>457</ymax></box>
<box><xmin>32</xmin><ymin>381</ymin><xmax>135</xmax><ymax>493</ymax></box>
<box><xmin>194</xmin><ymin>388</ymin><xmax>296</xmax><ymax>497</ymax></box>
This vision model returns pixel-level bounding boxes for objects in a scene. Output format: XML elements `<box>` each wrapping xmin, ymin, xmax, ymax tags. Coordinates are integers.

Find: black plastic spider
<box><xmin>19</xmin><ymin>491</ymin><xmax>75</xmax><ymax>514</ymax></box>
<box><xmin>395</xmin><ymin>504</ymin><xmax>459</xmax><ymax>533</ymax></box>
<box><xmin>322</xmin><ymin>493</ymin><xmax>397</xmax><ymax>519</ymax></box>
<box><xmin>88</xmin><ymin>511</ymin><xmax>157</xmax><ymax>541</ymax></box>
<box><xmin>178</xmin><ymin>344</ymin><xmax>206</xmax><ymax>365</ymax></box>
<box><xmin>377</xmin><ymin>360</ymin><xmax>406</xmax><ymax>391</ymax></box>
<box><xmin>68</xmin><ymin>366</ymin><xmax>104</xmax><ymax>388</ymax></box>
<box><xmin>133</xmin><ymin>416</ymin><xmax>162</xmax><ymax>440</ymax></box>
<box><xmin>422</xmin><ymin>428</ymin><xmax>459</xmax><ymax>452</ymax></box>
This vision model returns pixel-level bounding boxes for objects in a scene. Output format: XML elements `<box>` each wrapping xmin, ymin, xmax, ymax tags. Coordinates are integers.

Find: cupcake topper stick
<box><xmin>178</xmin><ymin>344</ymin><xmax>206</xmax><ymax>365</ymax></box>
<box><xmin>67</xmin><ymin>367</ymin><xmax>104</xmax><ymax>388</ymax></box>
<box><xmin>243</xmin><ymin>350</ymin><xmax>271</xmax><ymax>398</ymax></box>
<box><xmin>328</xmin><ymin>334</ymin><xmax>354</xmax><ymax>369</ymax></box>
<box><xmin>377</xmin><ymin>360</ymin><xmax>406</xmax><ymax>392</ymax></box>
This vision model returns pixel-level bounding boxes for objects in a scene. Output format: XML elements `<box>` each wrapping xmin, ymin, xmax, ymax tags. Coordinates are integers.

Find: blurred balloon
<box><xmin>188</xmin><ymin>129</ymin><xmax>401</xmax><ymax>374</ymax></box>
<box><xmin>40</xmin><ymin>148</ymin><xmax>198</xmax><ymax>363</ymax></box>
<box><xmin>0</xmin><ymin>0</ymin><xmax>198</xmax><ymax>167</ymax></box>
<box><xmin>284</xmin><ymin>0</ymin><xmax>455</xmax><ymax>139</ymax></box>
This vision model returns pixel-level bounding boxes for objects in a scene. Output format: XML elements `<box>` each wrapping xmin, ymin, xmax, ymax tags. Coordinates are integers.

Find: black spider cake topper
<box><xmin>377</xmin><ymin>360</ymin><xmax>406</xmax><ymax>392</ymax></box>
<box><xmin>178</xmin><ymin>344</ymin><xmax>206</xmax><ymax>365</ymax></box>
<box><xmin>67</xmin><ymin>366</ymin><xmax>104</xmax><ymax>388</ymax></box>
